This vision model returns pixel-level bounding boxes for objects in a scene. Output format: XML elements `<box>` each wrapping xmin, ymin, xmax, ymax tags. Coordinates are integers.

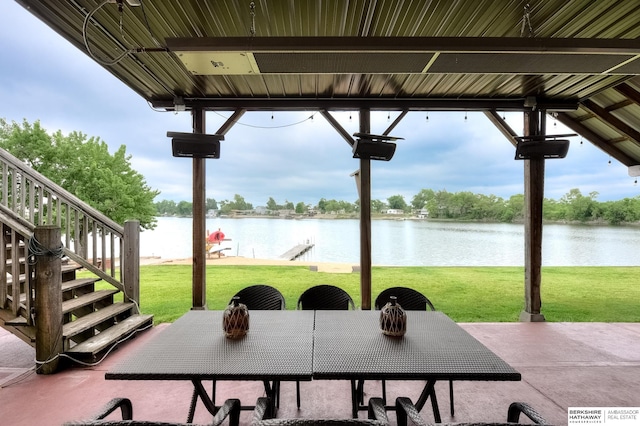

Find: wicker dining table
<box><xmin>105</xmin><ymin>310</ymin><xmax>315</xmax><ymax>420</ymax></box>
<box><xmin>106</xmin><ymin>309</ymin><xmax>520</xmax><ymax>423</ymax></box>
<box><xmin>312</xmin><ymin>310</ymin><xmax>522</xmax><ymax>421</ymax></box>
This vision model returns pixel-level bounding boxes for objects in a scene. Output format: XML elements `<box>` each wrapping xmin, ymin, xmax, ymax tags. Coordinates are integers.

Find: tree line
<box><xmin>5</xmin><ymin>119</ymin><xmax>635</xmax><ymax>229</ymax></box>
<box><xmin>155</xmin><ymin>188</ymin><xmax>640</xmax><ymax>225</ymax></box>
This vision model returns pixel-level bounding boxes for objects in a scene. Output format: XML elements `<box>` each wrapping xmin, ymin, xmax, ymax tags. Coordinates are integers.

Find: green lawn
<box><xmin>96</xmin><ymin>265</ymin><xmax>640</xmax><ymax>324</ymax></box>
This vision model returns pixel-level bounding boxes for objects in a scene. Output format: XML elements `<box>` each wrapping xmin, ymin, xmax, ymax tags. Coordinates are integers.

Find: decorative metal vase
<box><xmin>223</xmin><ymin>296</ymin><xmax>249</xmax><ymax>339</ymax></box>
<box><xmin>379</xmin><ymin>296</ymin><xmax>406</xmax><ymax>337</ymax></box>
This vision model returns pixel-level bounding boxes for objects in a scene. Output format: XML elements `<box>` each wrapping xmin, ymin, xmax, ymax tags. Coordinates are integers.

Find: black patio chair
<box><xmin>63</xmin><ymin>397</ymin><xmax>241</xmax><ymax>426</ymax></box>
<box><xmin>362</xmin><ymin>287</ymin><xmax>454</xmax><ymax>418</ymax></box>
<box><xmin>374</xmin><ymin>287</ymin><xmax>435</xmax><ymax>311</ymax></box>
<box><xmin>232</xmin><ymin>284</ymin><xmax>286</xmax><ymax>310</ymax></box>
<box><xmin>252</xmin><ymin>396</ymin><xmax>390</xmax><ymax>425</ymax></box>
<box><xmin>297</xmin><ymin>284</ymin><xmax>356</xmax><ymax>311</ymax></box>
<box><xmin>394</xmin><ymin>397</ymin><xmax>549</xmax><ymax>425</ymax></box>
<box><xmin>295</xmin><ymin>284</ymin><xmax>356</xmax><ymax>408</ymax></box>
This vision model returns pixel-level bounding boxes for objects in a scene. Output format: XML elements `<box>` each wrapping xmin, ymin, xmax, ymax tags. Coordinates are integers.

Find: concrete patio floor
<box><xmin>1</xmin><ymin>321</ymin><xmax>639</xmax><ymax>425</ymax></box>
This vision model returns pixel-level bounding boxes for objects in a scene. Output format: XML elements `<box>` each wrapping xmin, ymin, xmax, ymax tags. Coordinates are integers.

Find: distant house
<box><xmin>386</xmin><ymin>209</ymin><xmax>404</xmax><ymax>215</ymax></box>
<box><xmin>254</xmin><ymin>206</ymin><xmax>269</xmax><ymax>215</ymax></box>
<box><xmin>416</xmin><ymin>208</ymin><xmax>429</xmax><ymax>218</ymax></box>
<box><xmin>206</xmin><ymin>209</ymin><xmax>219</xmax><ymax>217</ymax></box>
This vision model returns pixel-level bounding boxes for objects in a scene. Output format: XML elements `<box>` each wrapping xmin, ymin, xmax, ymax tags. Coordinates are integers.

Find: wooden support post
<box><xmin>359</xmin><ymin>109</ymin><xmax>372</xmax><ymax>310</ymax></box>
<box><xmin>192</xmin><ymin>108</ymin><xmax>207</xmax><ymax>310</ymax></box>
<box><xmin>34</xmin><ymin>226</ymin><xmax>63</xmax><ymax>374</ymax></box>
<box><xmin>521</xmin><ymin>109</ymin><xmax>546</xmax><ymax>322</ymax></box>
<box><xmin>123</xmin><ymin>220</ymin><xmax>140</xmax><ymax>306</ymax></box>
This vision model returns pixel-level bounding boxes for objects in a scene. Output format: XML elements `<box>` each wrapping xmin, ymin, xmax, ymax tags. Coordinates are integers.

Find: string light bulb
<box><xmin>426</xmin><ymin>113</ymin><xmax>429</xmax><ymax>122</ymax></box>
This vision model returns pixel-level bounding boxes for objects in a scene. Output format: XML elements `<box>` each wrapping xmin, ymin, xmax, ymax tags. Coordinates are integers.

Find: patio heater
<box><xmin>514</xmin><ymin>134</ymin><xmax>576</xmax><ymax>160</ymax></box>
<box><xmin>167</xmin><ymin>131</ymin><xmax>224</xmax><ymax>158</ymax></box>
<box><xmin>352</xmin><ymin>132</ymin><xmax>403</xmax><ymax>161</ymax></box>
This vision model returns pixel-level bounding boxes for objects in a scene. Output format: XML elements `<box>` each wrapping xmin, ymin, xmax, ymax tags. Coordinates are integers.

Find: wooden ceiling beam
<box><xmin>484</xmin><ymin>110</ymin><xmax>519</xmax><ymax>147</ymax></box>
<box><xmin>605</xmin><ymin>99</ymin><xmax>634</xmax><ymax>111</ymax></box>
<box><xmin>555</xmin><ymin>112</ymin><xmax>636</xmax><ymax>166</ymax></box>
<box><xmin>151</xmin><ymin>98</ymin><xmax>577</xmax><ymax>112</ymax></box>
<box><xmin>319</xmin><ymin>109</ymin><xmax>355</xmax><ymax>147</ymax></box>
<box><xmin>613</xmin><ymin>83</ymin><xmax>640</xmax><ymax>106</ymax></box>
<box><xmin>582</xmin><ymin>99</ymin><xmax>640</xmax><ymax>144</ymax></box>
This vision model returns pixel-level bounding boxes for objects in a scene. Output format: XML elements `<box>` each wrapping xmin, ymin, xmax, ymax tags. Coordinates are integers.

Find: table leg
<box><xmin>189</xmin><ymin>380</ymin><xmax>219</xmax><ymax>421</ymax></box>
<box><xmin>415</xmin><ymin>380</ymin><xmax>441</xmax><ymax>423</ymax></box>
<box><xmin>350</xmin><ymin>380</ymin><xmax>359</xmax><ymax>418</ymax></box>
<box><xmin>187</xmin><ymin>387</ymin><xmax>198</xmax><ymax>423</ymax></box>
<box><xmin>262</xmin><ymin>380</ymin><xmax>279</xmax><ymax>417</ymax></box>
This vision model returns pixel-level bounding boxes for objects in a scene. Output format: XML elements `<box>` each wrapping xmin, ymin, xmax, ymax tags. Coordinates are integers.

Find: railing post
<box><xmin>0</xmin><ymin>223</ymin><xmax>6</xmax><ymax>309</ymax></box>
<box><xmin>123</xmin><ymin>220</ymin><xmax>140</xmax><ymax>306</ymax></box>
<box><xmin>34</xmin><ymin>225</ymin><xmax>63</xmax><ymax>374</ymax></box>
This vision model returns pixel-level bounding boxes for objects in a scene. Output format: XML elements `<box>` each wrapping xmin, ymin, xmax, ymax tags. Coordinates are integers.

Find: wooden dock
<box><xmin>279</xmin><ymin>243</ymin><xmax>314</xmax><ymax>260</ymax></box>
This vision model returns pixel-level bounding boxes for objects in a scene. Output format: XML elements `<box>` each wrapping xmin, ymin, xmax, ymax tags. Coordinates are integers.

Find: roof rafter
<box><xmin>581</xmin><ymin>99</ymin><xmax>640</xmax><ymax>146</ymax></box>
<box><xmin>614</xmin><ymin>83</ymin><xmax>640</xmax><ymax>106</ymax></box>
<box><xmin>556</xmin><ymin>112</ymin><xmax>636</xmax><ymax>166</ymax></box>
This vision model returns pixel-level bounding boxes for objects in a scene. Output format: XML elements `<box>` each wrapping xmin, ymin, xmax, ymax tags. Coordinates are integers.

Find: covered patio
<box><xmin>2</xmin><ymin>321</ymin><xmax>640</xmax><ymax>425</ymax></box>
<box><xmin>6</xmin><ymin>1</ymin><xmax>640</xmax><ymax>424</ymax></box>
<box><xmin>14</xmin><ymin>0</ymin><xmax>640</xmax><ymax>319</ymax></box>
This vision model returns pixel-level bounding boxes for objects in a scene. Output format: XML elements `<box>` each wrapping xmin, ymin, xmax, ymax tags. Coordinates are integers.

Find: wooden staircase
<box><xmin>1</xmin><ymin>237</ymin><xmax>153</xmax><ymax>361</ymax></box>
<box><xmin>0</xmin><ymin>147</ymin><xmax>153</xmax><ymax>367</ymax></box>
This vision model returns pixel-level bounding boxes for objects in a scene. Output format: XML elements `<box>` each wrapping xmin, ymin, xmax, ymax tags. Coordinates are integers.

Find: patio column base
<box><xmin>191</xmin><ymin>305</ymin><xmax>208</xmax><ymax>311</ymax></box>
<box><xmin>519</xmin><ymin>311</ymin><xmax>546</xmax><ymax>322</ymax></box>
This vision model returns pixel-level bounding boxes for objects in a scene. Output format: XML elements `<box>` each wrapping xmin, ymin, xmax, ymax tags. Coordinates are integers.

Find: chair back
<box><xmin>232</xmin><ymin>284</ymin><xmax>286</xmax><ymax>310</ymax></box>
<box><xmin>297</xmin><ymin>285</ymin><xmax>355</xmax><ymax>310</ymax></box>
<box><xmin>374</xmin><ymin>287</ymin><xmax>435</xmax><ymax>311</ymax></box>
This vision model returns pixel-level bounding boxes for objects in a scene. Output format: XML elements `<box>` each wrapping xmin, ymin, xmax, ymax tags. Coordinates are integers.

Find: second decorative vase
<box><xmin>223</xmin><ymin>296</ymin><xmax>250</xmax><ymax>339</ymax></box>
<box><xmin>379</xmin><ymin>296</ymin><xmax>406</xmax><ymax>337</ymax></box>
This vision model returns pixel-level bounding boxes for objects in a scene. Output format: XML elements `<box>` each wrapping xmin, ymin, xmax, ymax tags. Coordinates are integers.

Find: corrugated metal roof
<box><xmin>14</xmin><ymin>0</ymin><xmax>640</xmax><ymax>168</ymax></box>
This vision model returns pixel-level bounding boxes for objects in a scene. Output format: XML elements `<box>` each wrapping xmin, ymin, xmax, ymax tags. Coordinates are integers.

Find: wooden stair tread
<box><xmin>61</xmin><ymin>277</ymin><xmax>100</xmax><ymax>292</ymax></box>
<box><xmin>63</xmin><ymin>302</ymin><xmax>136</xmax><ymax>338</ymax></box>
<box><xmin>62</xmin><ymin>289</ymin><xmax>119</xmax><ymax>314</ymax></box>
<box><xmin>4</xmin><ymin>263</ymin><xmax>79</xmax><ymax>285</ymax></box>
<box><xmin>65</xmin><ymin>314</ymin><xmax>154</xmax><ymax>355</ymax></box>
<box><xmin>0</xmin><ymin>310</ymin><xmax>36</xmax><ymax>343</ymax></box>
<box><xmin>1</xmin><ymin>314</ymin><xmax>28</xmax><ymax>326</ymax></box>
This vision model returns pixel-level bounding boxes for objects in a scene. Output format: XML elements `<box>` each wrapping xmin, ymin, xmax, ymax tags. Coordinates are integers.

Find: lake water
<box><xmin>139</xmin><ymin>217</ymin><xmax>640</xmax><ymax>266</ymax></box>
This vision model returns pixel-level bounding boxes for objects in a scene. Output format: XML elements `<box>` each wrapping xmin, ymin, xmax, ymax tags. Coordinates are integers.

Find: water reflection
<box><xmin>141</xmin><ymin>217</ymin><xmax>640</xmax><ymax>266</ymax></box>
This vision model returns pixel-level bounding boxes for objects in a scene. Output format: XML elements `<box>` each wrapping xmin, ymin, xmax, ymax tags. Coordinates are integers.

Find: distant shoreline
<box><xmin>156</xmin><ymin>214</ymin><xmax>640</xmax><ymax>227</ymax></box>
<box><xmin>141</xmin><ymin>255</ymin><xmax>357</xmax><ymax>273</ymax></box>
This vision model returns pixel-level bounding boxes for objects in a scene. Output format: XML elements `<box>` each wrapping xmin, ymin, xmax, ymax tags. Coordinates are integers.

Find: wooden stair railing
<box><xmin>0</xmin><ymin>147</ymin><xmax>131</xmax><ymax>292</ymax></box>
<box><xmin>0</xmin><ymin>147</ymin><xmax>151</xmax><ymax>370</ymax></box>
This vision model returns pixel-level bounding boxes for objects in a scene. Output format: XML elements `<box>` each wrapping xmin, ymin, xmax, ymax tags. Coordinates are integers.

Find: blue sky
<box><xmin>2</xmin><ymin>2</ymin><xmax>638</xmax><ymax>207</ymax></box>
